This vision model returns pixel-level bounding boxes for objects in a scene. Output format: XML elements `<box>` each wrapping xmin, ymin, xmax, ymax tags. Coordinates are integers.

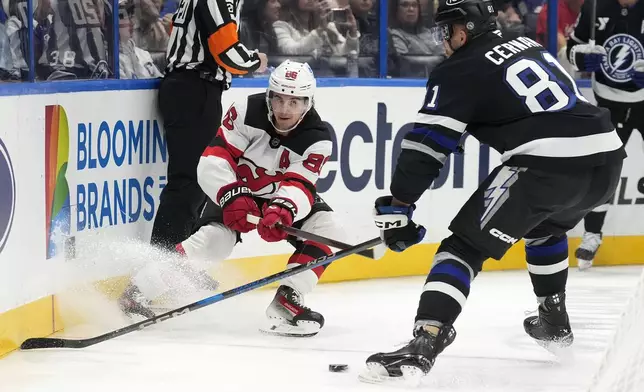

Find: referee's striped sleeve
<box><xmin>195</xmin><ymin>0</ymin><xmax>261</xmax><ymax>75</ymax></box>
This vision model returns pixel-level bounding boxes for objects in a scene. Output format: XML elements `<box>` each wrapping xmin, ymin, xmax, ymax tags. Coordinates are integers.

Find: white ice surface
<box><xmin>0</xmin><ymin>266</ymin><xmax>642</xmax><ymax>392</ymax></box>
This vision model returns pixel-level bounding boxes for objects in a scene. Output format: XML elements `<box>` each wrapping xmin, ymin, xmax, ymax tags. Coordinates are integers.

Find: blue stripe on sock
<box><xmin>525</xmin><ymin>237</ymin><xmax>568</xmax><ymax>258</ymax></box>
<box><xmin>429</xmin><ymin>263</ymin><xmax>471</xmax><ymax>288</ymax></box>
<box><xmin>410</xmin><ymin>128</ymin><xmax>459</xmax><ymax>151</ymax></box>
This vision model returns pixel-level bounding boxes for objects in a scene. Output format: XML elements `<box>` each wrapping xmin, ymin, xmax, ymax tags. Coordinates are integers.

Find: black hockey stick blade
<box><xmin>246</xmin><ymin>214</ymin><xmax>384</xmax><ymax>259</ymax></box>
<box><xmin>20</xmin><ymin>236</ymin><xmax>382</xmax><ymax>350</ymax></box>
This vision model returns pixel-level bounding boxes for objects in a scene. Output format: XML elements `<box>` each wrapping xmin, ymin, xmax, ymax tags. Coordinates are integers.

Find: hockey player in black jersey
<box><xmin>567</xmin><ymin>0</ymin><xmax>644</xmax><ymax>270</ymax></box>
<box><xmin>361</xmin><ymin>0</ymin><xmax>626</xmax><ymax>384</ymax></box>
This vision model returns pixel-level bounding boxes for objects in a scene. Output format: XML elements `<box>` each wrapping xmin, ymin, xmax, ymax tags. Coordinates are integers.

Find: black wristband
<box><xmin>268</xmin><ymin>197</ymin><xmax>298</xmax><ymax>219</ymax></box>
<box><xmin>218</xmin><ymin>184</ymin><xmax>253</xmax><ymax>207</ymax></box>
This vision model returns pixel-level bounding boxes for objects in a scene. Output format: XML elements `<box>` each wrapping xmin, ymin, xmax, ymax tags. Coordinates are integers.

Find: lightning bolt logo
<box><xmin>612</xmin><ymin>45</ymin><xmax>631</xmax><ymax>72</ymax></box>
<box><xmin>480</xmin><ymin>167</ymin><xmax>525</xmax><ymax>229</ymax></box>
<box><xmin>601</xmin><ymin>34</ymin><xmax>644</xmax><ymax>83</ymax></box>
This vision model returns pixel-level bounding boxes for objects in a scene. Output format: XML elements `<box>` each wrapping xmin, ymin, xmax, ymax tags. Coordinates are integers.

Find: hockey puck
<box><xmin>329</xmin><ymin>364</ymin><xmax>349</xmax><ymax>372</ymax></box>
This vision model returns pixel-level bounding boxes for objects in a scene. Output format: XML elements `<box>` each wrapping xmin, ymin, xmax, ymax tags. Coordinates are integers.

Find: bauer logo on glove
<box><xmin>217</xmin><ymin>182</ymin><xmax>261</xmax><ymax>233</ymax></box>
<box><xmin>219</xmin><ymin>185</ymin><xmax>252</xmax><ymax>206</ymax></box>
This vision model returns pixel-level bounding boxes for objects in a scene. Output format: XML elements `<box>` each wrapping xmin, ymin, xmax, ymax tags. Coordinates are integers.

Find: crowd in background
<box><xmin>0</xmin><ymin>0</ymin><xmax>584</xmax><ymax>82</ymax></box>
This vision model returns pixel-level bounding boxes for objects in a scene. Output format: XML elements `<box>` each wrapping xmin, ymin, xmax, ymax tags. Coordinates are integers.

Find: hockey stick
<box><xmin>589</xmin><ymin>0</ymin><xmax>597</xmax><ymax>46</ymax></box>
<box><xmin>20</xmin><ymin>236</ymin><xmax>382</xmax><ymax>350</ymax></box>
<box><xmin>246</xmin><ymin>214</ymin><xmax>385</xmax><ymax>260</ymax></box>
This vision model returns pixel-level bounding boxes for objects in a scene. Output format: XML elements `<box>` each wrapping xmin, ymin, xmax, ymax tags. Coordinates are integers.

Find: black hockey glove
<box><xmin>373</xmin><ymin>196</ymin><xmax>426</xmax><ymax>253</ymax></box>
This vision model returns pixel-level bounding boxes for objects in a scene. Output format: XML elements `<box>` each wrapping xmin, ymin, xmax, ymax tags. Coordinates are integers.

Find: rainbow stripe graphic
<box><xmin>45</xmin><ymin>105</ymin><xmax>71</xmax><ymax>259</ymax></box>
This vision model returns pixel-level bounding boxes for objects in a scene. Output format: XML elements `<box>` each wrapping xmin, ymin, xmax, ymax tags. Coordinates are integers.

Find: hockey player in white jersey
<box><xmin>119</xmin><ymin>60</ymin><xmax>343</xmax><ymax>337</ymax></box>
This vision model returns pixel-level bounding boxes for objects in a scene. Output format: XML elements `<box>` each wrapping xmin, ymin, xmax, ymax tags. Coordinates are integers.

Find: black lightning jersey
<box><xmin>390</xmin><ymin>32</ymin><xmax>626</xmax><ymax>205</ymax></box>
<box><xmin>38</xmin><ymin>0</ymin><xmax>111</xmax><ymax>79</ymax></box>
<box><xmin>568</xmin><ymin>0</ymin><xmax>644</xmax><ymax>102</ymax></box>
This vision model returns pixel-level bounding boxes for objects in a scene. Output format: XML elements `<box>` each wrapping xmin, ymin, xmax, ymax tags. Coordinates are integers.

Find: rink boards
<box><xmin>0</xmin><ymin>81</ymin><xmax>643</xmax><ymax>357</ymax></box>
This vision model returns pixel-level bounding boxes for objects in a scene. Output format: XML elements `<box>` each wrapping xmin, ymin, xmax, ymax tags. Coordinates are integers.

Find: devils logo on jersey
<box><xmin>237</xmin><ymin>158</ymin><xmax>285</xmax><ymax>196</ymax></box>
<box><xmin>601</xmin><ymin>34</ymin><xmax>644</xmax><ymax>83</ymax></box>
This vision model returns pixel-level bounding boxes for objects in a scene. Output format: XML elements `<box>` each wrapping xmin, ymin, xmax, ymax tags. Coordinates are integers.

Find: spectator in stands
<box><xmin>510</xmin><ymin>0</ymin><xmax>545</xmax><ymax>40</ymax></box>
<box><xmin>35</xmin><ymin>0</ymin><xmax>112</xmax><ymax>80</ymax></box>
<box><xmin>132</xmin><ymin>0</ymin><xmax>169</xmax><ymax>72</ymax></box>
<box><xmin>388</xmin><ymin>0</ymin><xmax>444</xmax><ymax>78</ymax></box>
<box><xmin>536</xmin><ymin>0</ymin><xmax>582</xmax><ymax>74</ymax></box>
<box><xmin>349</xmin><ymin>0</ymin><xmax>379</xmax><ymax>76</ymax></box>
<box><xmin>1</xmin><ymin>7</ymin><xmax>21</xmax><ymax>81</ymax></box>
<box><xmin>160</xmin><ymin>0</ymin><xmax>178</xmax><ymax>15</ymax></box>
<box><xmin>120</xmin><ymin>0</ymin><xmax>163</xmax><ymax>79</ymax></box>
<box><xmin>239</xmin><ymin>0</ymin><xmax>280</xmax><ymax>62</ymax></box>
<box><xmin>495</xmin><ymin>0</ymin><xmax>526</xmax><ymax>39</ymax></box>
<box><xmin>1</xmin><ymin>0</ymin><xmax>30</xmax><ymax>80</ymax></box>
<box><xmin>418</xmin><ymin>0</ymin><xmax>434</xmax><ymax>27</ymax></box>
<box><xmin>273</xmin><ymin>0</ymin><xmax>360</xmax><ymax>76</ymax></box>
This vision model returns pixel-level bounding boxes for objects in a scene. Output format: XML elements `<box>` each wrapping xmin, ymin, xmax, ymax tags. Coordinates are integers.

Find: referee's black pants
<box><xmin>152</xmin><ymin>69</ymin><xmax>224</xmax><ymax>250</ymax></box>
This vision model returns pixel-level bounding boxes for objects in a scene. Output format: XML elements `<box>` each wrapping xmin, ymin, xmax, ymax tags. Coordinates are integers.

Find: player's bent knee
<box><xmin>434</xmin><ymin>234</ymin><xmax>488</xmax><ymax>276</ymax></box>
<box><xmin>417</xmin><ymin>235</ymin><xmax>485</xmax><ymax>324</ymax></box>
<box><xmin>300</xmin><ymin>211</ymin><xmax>347</xmax><ymax>241</ymax></box>
<box><xmin>524</xmin><ymin>234</ymin><xmax>566</xmax><ymax>248</ymax></box>
<box><xmin>180</xmin><ymin>223</ymin><xmax>236</xmax><ymax>268</ymax></box>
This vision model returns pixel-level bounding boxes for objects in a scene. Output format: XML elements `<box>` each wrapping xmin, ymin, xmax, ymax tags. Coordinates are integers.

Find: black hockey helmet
<box><xmin>432</xmin><ymin>0</ymin><xmax>497</xmax><ymax>42</ymax></box>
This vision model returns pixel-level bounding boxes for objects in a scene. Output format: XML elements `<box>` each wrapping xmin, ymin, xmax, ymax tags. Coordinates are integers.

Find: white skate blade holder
<box><xmin>259</xmin><ymin>317</ymin><xmax>321</xmax><ymax>337</ymax></box>
<box><xmin>358</xmin><ymin>362</ymin><xmax>424</xmax><ymax>387</ymax></box>
<box><xmin>245</xmin><ymin>214</ymin><xmax>386</xmax><ymax>260</ymax></box>
<box><xmin>578</xmin><ymin>258</ymin><xmax>593</xmax><ymax>271</ymax></box>
<box><xmin>535</xmin><ymin>338</ymin><xmax>575</xmax><ymax>363</ymax></box>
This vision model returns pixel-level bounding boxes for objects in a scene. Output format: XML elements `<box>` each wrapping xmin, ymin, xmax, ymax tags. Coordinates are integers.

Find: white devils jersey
<box><xmin>198</xmin><ymin>93</ymin><xmax>333</xmax><ymax>221</ymax></box>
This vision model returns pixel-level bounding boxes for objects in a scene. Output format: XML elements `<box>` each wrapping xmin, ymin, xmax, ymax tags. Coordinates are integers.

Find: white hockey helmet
<box><xmin>266</xmin><ymin>60</ymin><xmax>316</xmax><ymax>134</ymax></box>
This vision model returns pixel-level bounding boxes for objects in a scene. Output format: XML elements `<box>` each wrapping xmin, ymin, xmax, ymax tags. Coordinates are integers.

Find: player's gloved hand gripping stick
<box><xmin>246</xmin><ymin>214</ymin><xmax>385</xmax><ymax>260</ymax></box>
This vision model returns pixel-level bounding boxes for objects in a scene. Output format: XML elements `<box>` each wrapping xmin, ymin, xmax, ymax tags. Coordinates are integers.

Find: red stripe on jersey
<box><xmin>202</xmin><ymin>145</ymin><xmax>237</xmax><ymax>171</ymax></box>
<box><xmin>303</xmin><ymin>240</ymin><xmax>332</xmax><ymax>256</ymax></box>
<box><xmin>284</xmin><ymin>171</ymin><xmax>314</xmax><ymax>186</ymax></box>
<box><xmin>280</xmin><ymin>180</ymin><xmax>314</xmax><ymax>207</ymax></box>
<box><xmin>288</xmin><ymin>253</ymin><xmax>326</xmax><ymax>279</ymax></box>
<box><xmin>216</xmin><ymin>128</ymin><xmax>243</xmax><ymax>159</ymax></box>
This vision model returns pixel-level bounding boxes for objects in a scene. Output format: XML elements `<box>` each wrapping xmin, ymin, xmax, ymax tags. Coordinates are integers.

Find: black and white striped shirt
<box><xmin>165</xmin><ymin>0</ymin><xmax>260</xmax><ymax>88</ymax></box>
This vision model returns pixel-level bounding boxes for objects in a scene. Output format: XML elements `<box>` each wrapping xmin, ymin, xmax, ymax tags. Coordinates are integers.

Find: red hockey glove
<box><xmin>217</xmin><ymin>181</ymin><xmax>261</xmax><ymax>233</ymax></box>
<box><xmin>257</xmin><ymin>198</ymin><xmax>297</xmax><ymax>242</ymax></box>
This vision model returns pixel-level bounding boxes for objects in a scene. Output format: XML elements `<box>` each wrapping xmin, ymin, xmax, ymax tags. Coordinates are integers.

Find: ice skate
<box><xmin>118</xmin><ymin>283</ymin><xmax>156</xmax><ymax>319</ymax></box>
<box><xmin>260</xmin><ymin>285</ymin><xmax>324</xmax><ymax>337</ymax></box>
<box><xmin>524</xmin><ymin>291</ymin><xmax>573</xmax><ymax>352</ymax></box>
<box><xmin>182</xmin><ymin>267</ymin><xmax>220</xmax><ymax>292</ymax></box>
<box><xmin>359</xmin><ymin>323</ymin><xmax>456</xmax><ymax>385</ymax></box>
<box><xmin>576</xmin><ymin>232</ymin><xmax>602</xmax><ymax>270</ymax></box>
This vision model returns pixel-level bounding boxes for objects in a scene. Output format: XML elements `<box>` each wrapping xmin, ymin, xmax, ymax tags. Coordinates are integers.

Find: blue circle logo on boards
<box><xmin>0</xmin><ymin>138</ymin><xmax>16</xmax><ymax>254</ymax></box>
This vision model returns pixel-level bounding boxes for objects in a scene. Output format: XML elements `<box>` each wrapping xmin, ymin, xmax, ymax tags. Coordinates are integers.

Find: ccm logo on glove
<box><xmin>374</xmin><ymin>214</ymin><xmax>409</xmax><ymax>229</ymax></box>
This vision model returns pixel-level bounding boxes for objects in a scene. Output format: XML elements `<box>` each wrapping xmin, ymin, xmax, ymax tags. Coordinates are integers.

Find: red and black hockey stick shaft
<box><xmin>246</xmin><ymin>214</ymin><xmax>384</xmax><ymax>260</ymax></box>
<box><xmin>20</xmin><ymin>236</ymin><xmax>382</xmax><ymax>350</ymax></box>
